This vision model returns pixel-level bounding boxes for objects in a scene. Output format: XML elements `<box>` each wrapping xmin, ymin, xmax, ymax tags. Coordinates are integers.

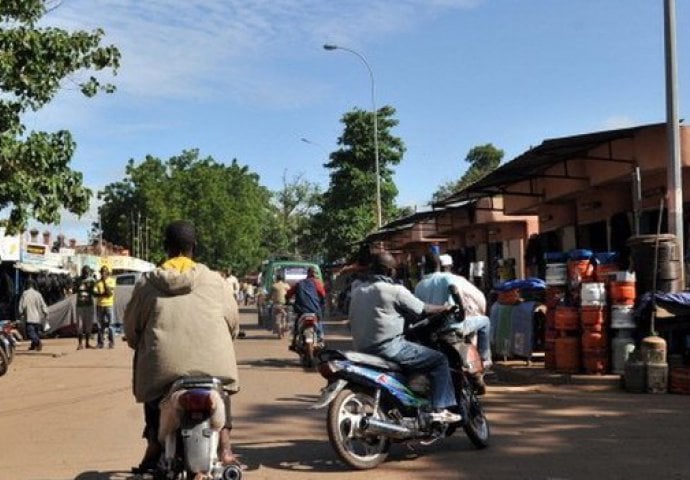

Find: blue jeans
<box><xmin>25</xmin><ymin>322</ymin><xmax>42</xmax><ymax>349</ymax></box>
<box><xmin>455</xmin><ymin>315</ymin><xmax>492</xmax><ymax>362</ymax></box>
<box><xmin>366</xmin><ymin>336</ymin><xmax>457</xmax><ymax>410</ymax></box>
<box><xmin>96</xmin><ymin>306</ymin><xmax>114</xmax><ymax>346</ymax></box>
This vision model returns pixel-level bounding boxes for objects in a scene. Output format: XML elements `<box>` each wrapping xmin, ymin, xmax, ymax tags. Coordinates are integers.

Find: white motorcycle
<box><xmin>155</xmin><ymin>376</ymin><xmax>242</xmax><ymax>480</ymax></box>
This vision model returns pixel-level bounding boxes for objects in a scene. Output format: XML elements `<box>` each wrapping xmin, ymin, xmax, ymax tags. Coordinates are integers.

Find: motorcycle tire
<box><xmin>0</xmin><ymin>346</ymin><xmax>8</xmax><ymax>376</ymax></box>
<box><xmin>302</xmin><ymin>343</ymin><xmax>315</xmax><ymax>369</ymax></box>
<box><xmin>459</xmin><ymin>380</ymin><xmax>490</xmax><ymax>448</ymax></box>
<box><xmin>326</xmin><ymin>388</ymin><xmax>390</xmax><ymax>470</ymax></box>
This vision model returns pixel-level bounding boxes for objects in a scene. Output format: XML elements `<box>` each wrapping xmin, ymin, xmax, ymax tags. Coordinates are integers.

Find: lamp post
<box><xmin>323</xmin><ymin>43</ymin><xmax>382</xmax><ymax>229</ymax></box>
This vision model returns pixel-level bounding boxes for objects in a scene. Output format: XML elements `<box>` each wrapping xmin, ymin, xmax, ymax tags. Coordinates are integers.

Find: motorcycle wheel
<box><xmin>459</xmin><ymin>379</ymin><xmax>490</xmax><ymax>448</ymax></box>
<box><xmin>327</xmin><ymin>388</ymin><xmax>390</xmax><ymax>470</ymax></box>
<box><xmin>0</xmin><ymin>346</ymin><xmax>8</xmax><ymax>376</ymax></box>
<box><xmin>302</xmin><ymin>342</ymin><xmax>315</xmax><ymax>369</ymax></box>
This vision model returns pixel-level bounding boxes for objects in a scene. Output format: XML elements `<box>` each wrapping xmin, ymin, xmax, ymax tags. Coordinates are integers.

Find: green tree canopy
<box><xmin>0</xmin><ymin>0</ymin><xmax>120</xmax><ymax>233</ymax></box>
<box><xmin>432</xmin><ymin>143</ymin><xmax>504</xmax><ymax>203</ymax></box>
<box><xmin>311</xmin><ymin>106</ymin><xmax>405</xmax><ymax>262</ymax></box>
<box><xmin>98</xmin><ymin>150</ymin><xmax>272</xmax><ymax>274</ymax></box>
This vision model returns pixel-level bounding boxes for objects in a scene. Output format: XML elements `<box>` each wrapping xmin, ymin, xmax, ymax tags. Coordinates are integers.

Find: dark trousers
<box><xmin>25</xmin><ymin>322</ymin><xmax>42</xmax><ymax>349</ymax></box>
<box><xmin>143</xmin><ymin>392</ymin><xmax>233</xmax><ymax>444</ymax></box>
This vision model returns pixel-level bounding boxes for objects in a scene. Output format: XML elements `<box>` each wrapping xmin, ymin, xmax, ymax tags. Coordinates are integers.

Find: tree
<box><xmin>98</xmin><ymin>150</ymin><xmax>273</xmax><ymax>274</ymax></box>
<box><xmin>0</xmin><ymin>0</ymin><xmax>120</xmax><ymax>233</ymax></box>
<box><xmin>311</xmin><ymin>106</ymin><xmax>405</xmax><ymax>262</ymax></box>
<box><xmin>271</xmin><ymin>172</ymin><xmax>320</xmax><ymax>259</ymax></box>
<box><xmin>431</xmin><ymin>143</ymin><xmax>504</xmax><ymax>203</ymax></box>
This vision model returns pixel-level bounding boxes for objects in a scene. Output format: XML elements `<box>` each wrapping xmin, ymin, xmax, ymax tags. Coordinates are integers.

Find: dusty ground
<box><xmin>0</xmin><ymin>308</ymin><xmax>689</xmax><ymax>480</ymax></box>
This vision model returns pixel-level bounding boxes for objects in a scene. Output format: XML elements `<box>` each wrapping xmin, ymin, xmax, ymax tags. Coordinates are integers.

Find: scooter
<box><xmin>156</xmin><ymin>376</ymin><xmax>242</xmax><ymax>480</ymax></box>
<box><xmin>293</xmin><ymin>312</ymin><xmax>325</xmax><ymax>369</ymax></box>
<box><xmin>311</xmin><ymin>303</ymin><xmax>489</xmax><ymax>470</ymax></box>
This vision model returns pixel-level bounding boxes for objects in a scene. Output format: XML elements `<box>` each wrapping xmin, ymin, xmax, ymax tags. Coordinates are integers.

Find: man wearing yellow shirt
<box><xmin>94</xmin><ymin>265</ymin><xmax>116</xmax><ymax>348</ymax></box>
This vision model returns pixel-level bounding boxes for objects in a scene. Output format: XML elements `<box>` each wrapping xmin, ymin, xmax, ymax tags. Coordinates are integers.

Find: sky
<box><xmin>23</xmin><ymin>0</ymin><xmax>690</xmax><ymax>244</ymax></box>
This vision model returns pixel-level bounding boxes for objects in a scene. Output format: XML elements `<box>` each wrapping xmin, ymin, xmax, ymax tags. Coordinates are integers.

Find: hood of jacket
<box><xmin>145</xmin><ymin>260</ymin><xmax>207</xmax><ymax>296</ymax></box>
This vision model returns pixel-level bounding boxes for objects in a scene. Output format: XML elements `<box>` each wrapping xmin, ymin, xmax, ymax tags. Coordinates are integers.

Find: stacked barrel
<box><xmin>574</xmin><ymin>251</ymin><xmax>608</xmax><ymax>374</ymax></box>
<box><xmin>608</xmin><ymin>275</ymin><xmax>637</xmax><ymax>374</ymax></box>
<box><xmin>544</xmin><ymin>256</ymin><xmax>569</xmax><ymax>371</ymax></box>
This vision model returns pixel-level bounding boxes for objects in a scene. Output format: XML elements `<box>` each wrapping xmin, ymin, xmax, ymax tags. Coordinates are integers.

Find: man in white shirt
<box><xmin>225</xmin><ymin>268</ymin><xmax>240</xmax><ymax>301</ymax></box>
<box><xmin>415</xmin><ymin>253</ymin><xmax>492</xmax><ymax>371</ymax></box>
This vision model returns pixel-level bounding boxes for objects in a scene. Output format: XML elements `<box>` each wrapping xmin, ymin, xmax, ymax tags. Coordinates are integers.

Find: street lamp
<box><xmin>323</xmin><ymin>43</ymin><xmax>382</xmax><ymax>229</ymax></box>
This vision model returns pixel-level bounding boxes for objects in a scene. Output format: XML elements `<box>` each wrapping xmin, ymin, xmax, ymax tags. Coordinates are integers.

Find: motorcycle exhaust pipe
<box><xmin>222</xmin><ymin>463</ymin><xmax>243</xmax><ymax>480</ymax></box>
<box><xmin>359</xmin><ymin>417</ymin><xmax>414</xmax><ymax>440</ymax></box>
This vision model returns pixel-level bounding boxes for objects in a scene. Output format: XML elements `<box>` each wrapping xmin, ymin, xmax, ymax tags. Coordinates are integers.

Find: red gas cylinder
<box><xmin>555</xmin><ymin>337</ymin><xmax>580</xmax><ymax>373</ymax></box>
<box><xmin>554</xmin><ymin>306</ymin><xmax>579</xmax><ymax>331</ymax></box>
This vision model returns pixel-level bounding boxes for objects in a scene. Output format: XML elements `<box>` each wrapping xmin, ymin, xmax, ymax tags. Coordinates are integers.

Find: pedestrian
<box><xmin>75</xmin><ymin>266</ymin><xmax>96</xmax><ymax>350</ymax></box>
<box><xmin>93</xmin><ymin>265</ymin><xmax>116</xmax><ymax>349</ymax></box>
<box><xmin>17</xmin><ymin>278</ymin><xmax>48</xmax><ymax>351</ymax></box>
<box><xmin>269</xmin><ymin>274</ymin><xmax>291</xmax><ymax>334</ymax></box>
<box><xmin>226</xmin><ymin>267</ymin><xmax>240</xmax><ymax>301</ymax></box>
<box><xmin>124</xmin><ymin>220</ymin><xmax>240</xmax><ymax>473</ymax></box>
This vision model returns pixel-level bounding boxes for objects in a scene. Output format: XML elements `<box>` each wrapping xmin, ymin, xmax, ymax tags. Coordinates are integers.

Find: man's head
<box><xmin>424</xmin><ymin>252</ymin><xmax>441</xmax><ymax>273</ymax></box>
<box><xmin>100</xmin><ymin>265</ymin><xmax>110</xmax><ymax>278</ymax></box>
<box><xmin>370</xmin><ymin>251</ymin><xmax>397</xmax><ymax>278</ymax></box>
<box><xmin>81</xmin><ymin>266</ymin><xmax>91</xmax><ymax>278</ymax></box>
<box><xmin>307</xmin><ymin>267</ymin><xmax>317</xmax><ymax>278</ymax></box>
<box><xmin>25</xmin><ymin>278</ymin><xmax>36</xmax><ymax>290</ymax></box>
<box><xmin>276</xmin><ymin>273</ymin><xmax>284</xmax><ymax>282</ymax></box>
<box><xmin>163</xmin><ymin>220</ymin><xmax>196</xmax><ymax>258</ymax></box>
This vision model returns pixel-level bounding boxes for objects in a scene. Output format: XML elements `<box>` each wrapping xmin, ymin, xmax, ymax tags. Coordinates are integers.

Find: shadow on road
<box><xmin>232</xmin><ymin>438</ymin><xmax>419</xmax><ymax>474</ymax></box>
<box><xmin>73</xmin><ymin>470</ymin><xmax>134</xmax><ymax>479</ymax></box>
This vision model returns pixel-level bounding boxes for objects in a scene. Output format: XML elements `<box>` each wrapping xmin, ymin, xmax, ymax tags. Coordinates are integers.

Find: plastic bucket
<box><xmin>610</xmin><ymin>305</ymin><xmax>636</xmax><ymax>329</ymax></box>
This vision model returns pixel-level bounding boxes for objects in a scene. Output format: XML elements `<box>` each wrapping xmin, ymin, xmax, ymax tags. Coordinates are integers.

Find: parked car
<box><xmin>257</xmin><ymin>260</ymin><xmax>322</xmax><ymax>329</ymax></box>
<box><xmin>114</xmin><ymin>272</ymin><xmax>143</xmax><ymax>286</ymax></box>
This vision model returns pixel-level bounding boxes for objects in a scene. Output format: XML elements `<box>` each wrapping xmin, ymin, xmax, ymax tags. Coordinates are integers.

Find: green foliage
<box><xmin>431</xmin><ymin>143</ymin><xmax>504</xmax><ymax>203</ymax></box>
<box><xmin>310</xmin><ymin>106</ymin><xmax>405</xmax><ymax>262</ymax></box>
<box><xmin>0</xmin><ymin>0</ymin><xmax>120</xmax><ymax>233</ymax></box>
<box><xmin>98</xmin><ymin>150</ymin><xmax>273</xmax><ymax>275</ymax></box>
<box><xmin>271</xmin><ymin>173</ymin><xmax>320</xmax><ymax>258</ymax></box>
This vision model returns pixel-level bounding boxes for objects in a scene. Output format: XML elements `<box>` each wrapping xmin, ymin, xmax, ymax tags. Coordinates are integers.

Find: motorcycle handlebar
<box><xmin>407</xmin><ymin>304</ymin><xmax>459</xmax><ymax>333</ymax></box>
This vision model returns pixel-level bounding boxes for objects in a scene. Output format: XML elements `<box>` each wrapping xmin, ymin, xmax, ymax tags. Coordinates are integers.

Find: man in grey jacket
<box><xmin>124</xmin><ymin>220</ymin><xmax>240</xmax><ymax>473</ymax></box>
<box><xmin>18</xmin><ymin>278</ymin><xmax>48</xmax><ymax>351</ymax></box>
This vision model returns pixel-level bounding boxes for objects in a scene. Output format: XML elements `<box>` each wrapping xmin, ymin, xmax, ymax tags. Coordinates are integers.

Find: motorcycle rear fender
<box><xmin>311</xmin><ymin>379</ymin><xmax>348</xmax><ymax>409</ymax></box>
<box><xmin>181</xmin><ymin>419</ymin><xmax>218</xmax><ymax>473</ymax></box>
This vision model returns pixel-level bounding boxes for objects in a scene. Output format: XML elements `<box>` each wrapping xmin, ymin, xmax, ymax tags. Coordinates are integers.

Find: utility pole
<box><xmin>664</xmin><ymin>0</ymin><xmax>684</xmax><ymax>286</ymax></box>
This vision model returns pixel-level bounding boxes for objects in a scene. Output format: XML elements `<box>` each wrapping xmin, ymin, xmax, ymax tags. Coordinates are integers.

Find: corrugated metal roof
<box><xmin>435</xmin><ymin>122</ymin><xmax>666</xmax><ymax>206</ymax></box>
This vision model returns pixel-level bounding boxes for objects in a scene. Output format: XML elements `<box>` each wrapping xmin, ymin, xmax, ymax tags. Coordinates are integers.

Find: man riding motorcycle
<box><xmin>348</xmin><ymin>251</ymin><xmax>461</xmax><ymax>424</ymax></box>
<box><xmin>123</xmin><ymin>220</ymin><xmax>240</xmax><ymax>474</ymax></box>
<box><xmin>286</xmin><ymin>267</ymin><xmax>326</xmax><ymax>350</ymax></box>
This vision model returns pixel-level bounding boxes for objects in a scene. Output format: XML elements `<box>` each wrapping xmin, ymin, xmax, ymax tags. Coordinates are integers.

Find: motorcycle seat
<box><xmin>341</xmin><ymin>351</ymin><xmax>402</xmax><ymax>372</ymax></box>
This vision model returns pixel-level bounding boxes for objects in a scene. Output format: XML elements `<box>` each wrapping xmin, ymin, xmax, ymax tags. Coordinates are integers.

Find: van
<box><xmin>257</xmin><ymin>259</ymin><xmax>322</xmax><ymax>328</ymax></box>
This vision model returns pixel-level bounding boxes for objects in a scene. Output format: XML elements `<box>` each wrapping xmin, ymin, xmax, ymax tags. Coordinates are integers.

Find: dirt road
<box><xmin>1</xmin><ymin>308</ymin><xmax>688</xmax><ymax>480</ymax></box>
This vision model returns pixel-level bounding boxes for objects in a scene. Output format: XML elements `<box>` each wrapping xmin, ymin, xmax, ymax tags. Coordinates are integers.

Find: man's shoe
<box><xmin>36</xmin><ymin>343</ymin><xmax>42</xmax><ymax>352</ymax></box>
<box><xmin>474</xmin><ymin>378</ymin><xmax>487</xmax><ymax>396</ymax></box>
<box><xmin>97</xmin><ymin>343</ymin><xmax>104</xmax><ymax>349</ymax></box>
<box><xmin>429</xmin><ymin>409</ymin><xmax>462</xmax><ymax>424</ymax></box>
<box><xmin>77</xmin><ymin>344</ymin><xmax>84</xmax><ymax>350</ymax></box>
<box><xmin>288</xmin><ymin>344</ymin><xmax>296</xmax><ymax>352</ymax></box>
<box><xmin>108</xmin><ymin>342</ymin><xmax>114</xmax><ymax>349</ymax></box>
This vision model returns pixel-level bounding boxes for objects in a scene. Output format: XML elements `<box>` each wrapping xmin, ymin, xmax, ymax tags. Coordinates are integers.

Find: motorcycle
<box><xmin>311</xmin><ymin>305</ymin><xmax>489</xmax><ymax>470</ymax></box>
<box><xmin>293</xmin><ymin>312</ymin><xmax>325</xmax><ymax>369</ymax></box>
<box><xmin>155</xmin><ymin>376</ymin><xmax>242</xmax><ymax>480</ymax></box>
<box><xmin>0</xmin><ymin>321</ymin><xmax>17</xmax><ymax>377</ymax></box>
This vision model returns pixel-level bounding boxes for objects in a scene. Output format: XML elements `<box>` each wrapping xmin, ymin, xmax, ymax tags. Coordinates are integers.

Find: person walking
<box><xmin>124</xmin><ymin>220</ymin><xmax>240</xmax><ymax>472</ymax></box>
<box><xmin>75</xmin><ymin>266</ymin><xmax>96</xmax><ymax>350</ymax></box>
<box><xmin>18</xmin><ymin>278</ymin><xmax>48</xmax><ymax>351</ymax></box>
<box><xmin>93</xmin><ymin>265</ymin><xmax>116</xmax><ymax>349</ymax></box>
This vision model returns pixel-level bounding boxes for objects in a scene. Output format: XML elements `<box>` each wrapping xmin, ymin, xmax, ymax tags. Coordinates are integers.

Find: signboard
<box><xmin>0</xmin><ymin>228</ymin><xmax>20</xmax><ymax>261</ymax></box>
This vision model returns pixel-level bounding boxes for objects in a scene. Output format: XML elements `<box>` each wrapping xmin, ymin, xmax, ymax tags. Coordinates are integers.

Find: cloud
<box><xmin>600</xmin><ymin>115</ymin><xmax>639</xmax><ymax>130</ymax></box>
<box><xmin>41</xmin><ymin>0</ymin><xmax>482</xmax><ymax>106</ymax></box>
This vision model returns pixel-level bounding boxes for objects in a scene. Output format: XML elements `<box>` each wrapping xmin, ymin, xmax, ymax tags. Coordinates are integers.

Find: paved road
<box><xmin>1</xmin><ymin>307</ymin><xmax>689</xmax><ymax>480</ymax></box>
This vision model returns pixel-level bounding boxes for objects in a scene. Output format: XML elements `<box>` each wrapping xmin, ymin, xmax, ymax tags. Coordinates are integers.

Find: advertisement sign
<box><xmin>0</xmin><ymin>228</ymin><xmax>21</xmax><ymax>261</ymax></box>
